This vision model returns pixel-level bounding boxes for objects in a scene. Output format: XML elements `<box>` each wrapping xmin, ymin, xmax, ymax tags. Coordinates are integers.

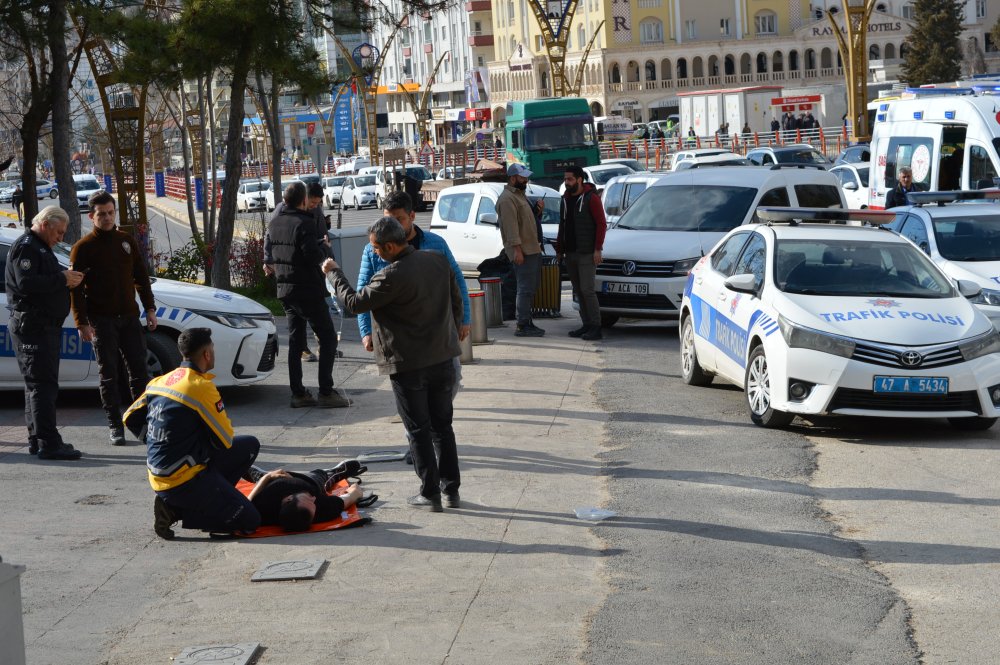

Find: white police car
<box><xmin>680</xmin><ymin>207</ymin><xmax>1000</xmax><ymax>430</ymax></box>
<box><xmin>886</xmin><ymin>191</ymin><xmax>1000</xmax><ymax>324</ymax></box>
<box><xmin>0</xmin><ymin>228</ymin><xmax>278</xmax><ymax>389</ymax></box>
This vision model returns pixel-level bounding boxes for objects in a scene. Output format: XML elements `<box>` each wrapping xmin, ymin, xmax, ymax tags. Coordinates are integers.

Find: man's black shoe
<box><xmin>242</xmin><ymin>465</ymin><xmax>267</xmax><ymax>484</ymax></box>
<box><xmin>515</xmin><ymin>325</ymin><xmax>545</xmax><ymax>337</ymax></box>
<box><xmin>37</xmin><ymin>443</ymin><xmax>82</xmax><ymax>460</ymax></box>
<box><xmin>407</xmin><ymin>494</ymin><xmax>443</xmax><ymax>512</ymax></box>
<box><xmin>27</xmin><ymin>438</ymin><xmax>38</xmax><ymax>455</ymax></box>
<box><xmin>568</xmin><ymin>326</ymin><xmax>588</xmax><ymax>338</ymax></box>
<box><xmin>443</xmin><ymin>492</ymin><xmax>461</xmax><ymax>509</ymax></box>
<box><xmin>526</xmin><ymin>322</ymin><xmax>546</xmax><ymax>335</ymax></box>
<box><xmin>109</xmin><ymin>426</ymin><xmax>127</xmax><ymax>446</ymax></box>
<box><xmin>405</xmin><ymin>450</ymin><xmax>413</xmax><ymax>465</ymax></box>
<box><xmin>581</xmin><ymin>326</ymin><xmax>603</xmax><ymax>341</ymax></box>
<box><xmin>153</xmin><ymin>495</ymin><xmax>178</xmax><ymax>540</ymax></box>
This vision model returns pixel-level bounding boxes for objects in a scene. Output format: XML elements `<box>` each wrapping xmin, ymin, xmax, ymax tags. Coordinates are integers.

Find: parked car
<box><xmin>680</xmin><ymin>206</ymin><xmax>1000</xmax><ymax>430</ymax></box>
<box><xmin>428</xmin><ymin>182</ymin><xmax>561</xmax><ymax>273</ymax></box>
<box><xmin>335</xmin><ymin>156</ymin><xmax>371</xmax><ymax>175</ymax></box>
<box><xmin>375</xmin><ymin>165</ymin><xmax>433</xmax><ymax>210</ymax></box>
<box><xmin>0</xmin><ymin>179</ymin><xmax>58</xmax><ymax>203</ymax></box>
<box><xmin>596</xmin><ymin>165</ymin><xmax>845</xmax><ymax>327</ymax></box>
<box><xmin>673</xmin><ymin>153</ymin><xmax>750</xmax><ymax>170</ymax></box>
<box><xmin>829</xmin><ymin>164</ymin><xmax>870</xmax><ymax>209</ymax></box>
<box><xmin>322</xmin><ymin>176</ymin><xmax>347</xmax><ymax>208</ymax></box>
<box><xmin>601</xmin><ymin>158</ymin><xmax>647</xmax><ymax>173</ymax></box>
<box><xmin>669</xmin><ymin>148</ymin><xmax>731</xmax><ymax>171</ymax></box>
<box><xmin>833</xmin><ymin>143</ymin><xmax>870</xmax><ymax>166</ymax></box>
<box><xmin>262</xmin><ymin>179</ymin><xmax>305</xmax><ymax>211</ymax></box>
<box><xmin>341</xmin><ymin>174</ymin><xmax>377</xmax><ymax>209</ymax></box>
<box><xmin>73</xmin><ymin>174</ymin><xmax>104</xmax><ymax>211</ymax></box>
<box><xmin>558</xmin><ymin>164</ymin><xmax>634</xmax><ymax>196</ymax></box>
<box><xmin>746</xmin><ymin>144</ymin><xmax>830</xmax><ymax>167</ymax></box>
<box><xmin>600</xmin><ymin>172</ymin><xmax>670</xmax><ymax>227</ymax></box>
<box><xmin>236</xmin><ymin>180</ymin><xmax>271</xmax><ymax>212</ymax></box>
<box><xmin>886</xmin><ymin>191</ymin><xmax>1000</xmax><ymax>325</ymax></box>
<box><xmin>0</xmin><ymin>227</ymin><xmax>278</xmax><ymax>389</ymax></box>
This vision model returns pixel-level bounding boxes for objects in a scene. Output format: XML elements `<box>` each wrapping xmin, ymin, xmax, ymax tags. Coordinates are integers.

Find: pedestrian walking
<box><xmin>497</xmin><ymin>163</ymin><xmax>546</xmax><ymax>337</ymax></box>
<box><xmin>6</xmin><ymin>206</ymin><xmax>86</xmax><ymax>459</ymax></box>
<box><xmin>324</xmin><ymin>217</ymin><xmax>463</xmax><ymax>512</ymax></box>
<box><xmin>265</xmin><ymin>181</ymin><xmax>350</xmax><ymax>408</ymax></box>
<box><xmin>124</xmin><ymin>328</ymin><xmax>262</xmax><ymax>540</ymax></box>
<box><xmin>557</xmin><ymin>167</ymin><xmax>607</xmax><ymax>341</ymax></box>
<box><xmin>70</xmin><ymin>191</ymin><xmax>157</xmax><ymax>446</ymax></box>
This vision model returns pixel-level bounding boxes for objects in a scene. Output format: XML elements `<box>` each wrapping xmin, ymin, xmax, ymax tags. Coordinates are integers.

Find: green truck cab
<box><xmin>504</xmin><ymin>98</ymin><xmax>600</xmax><ymax>189</ymax></box>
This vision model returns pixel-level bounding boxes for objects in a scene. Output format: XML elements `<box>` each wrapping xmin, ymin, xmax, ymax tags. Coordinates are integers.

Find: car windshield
<box><xmin>354</xmin><ymin>176</ymin><xmax>376</xmax><ymax>187</ymax></box>
<box><xmin>931</xmin><ymin>214</ymin><xmax>1000</xmax><ymax>261</ymax></box>
<box><xmin>406</xmin><ymin>167</ymin><xmax>431</xmax><ymax>181</ymax></box>
<box><xmin>76</xmin><ymin>178</ymin><xmax>100</xmax><ymax>190</ymax></box>
<box><xmin>590</xmin><ymin>166</ymin><xmax>631</xmax><ymax>184</ymax></box>
<box><xmin>616</xmin><ymin>185</ymin><xmax>757</xmax><ymax>231</ymax></box>
<box><xmin>525</xmin><ymin>122</ymin><xmax>596</xmax><ymax>150</ymax></box>
<box><xmin>775</xmin><ymin>149</ymin><xmax>828</xmax><ymax>165</ymax></box>
<box><xmin>608</xmin><ymin>159</ymin><xmax>644</xmax><ymax>172</ymax></box>
<box><xmin>324</xmin><ymin>178</ymin><xmax>346</xmax><ymax>187</ymax></box>
<box><xmin>527</xmin><ymin>194</ymin><xmax>562</xmax><ymax>226</ymax></box>
<box><xmin>243</xmin><ymin>182</ymin><xmax>269</xmax><ymax>192</ymax></box>
<box><xmin>776</xmin><ymin>238</ymin><xmax>955</xmax><ymax>298</ymax></box>
<box><xmin>299</xmin><ymin>174</ymin><xmax>321</xmax><ymax>185</ymax></box>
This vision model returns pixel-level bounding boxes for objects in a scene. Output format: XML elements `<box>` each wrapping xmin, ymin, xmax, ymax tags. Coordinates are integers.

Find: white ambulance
<box><xmin>869</xmin><ymin>87</ymin><xmax>1000</xmax><ymax>209</ymax></box>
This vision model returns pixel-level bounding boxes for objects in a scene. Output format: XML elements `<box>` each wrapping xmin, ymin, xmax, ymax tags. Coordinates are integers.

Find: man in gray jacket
<box><xmin>323</xmin><ymin>216</ymin><xmax>465</xmax><ymax>512</ymax></box>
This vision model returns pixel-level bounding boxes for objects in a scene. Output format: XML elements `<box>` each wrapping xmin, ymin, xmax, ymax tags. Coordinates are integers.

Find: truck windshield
<box><xmin>616</xmin><ymin>185</ymin><xmax>757</xmax><ymax>232</ymax></box>
<box><xmin>525</xmin><ymin>122</ymin><xmax>595</xmax><ymax>150</ymax></box>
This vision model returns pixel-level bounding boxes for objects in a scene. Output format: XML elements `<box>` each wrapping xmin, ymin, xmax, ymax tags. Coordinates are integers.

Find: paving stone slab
<box><xmin>250</xmin><ymin>560</ymin><xmax>326</xmax><ymax>582</ymax></box>
<box><xmin>175</xmin><ymin>642</ymin><xmax>260</xmax><ymax>665</ymax></box>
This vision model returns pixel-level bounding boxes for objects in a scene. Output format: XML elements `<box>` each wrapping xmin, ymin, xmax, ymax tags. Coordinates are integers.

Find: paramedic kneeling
<box><xmin>124</xmin><ymin>327</ymin><xmax>261</xmax><ymax>540</ymax></box>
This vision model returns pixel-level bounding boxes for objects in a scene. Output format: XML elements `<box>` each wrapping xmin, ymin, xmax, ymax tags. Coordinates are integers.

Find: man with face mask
<box><xmin>496</xmin><ymin>163</ymin><xmax>545</xmax><ymax>337</ymax></box>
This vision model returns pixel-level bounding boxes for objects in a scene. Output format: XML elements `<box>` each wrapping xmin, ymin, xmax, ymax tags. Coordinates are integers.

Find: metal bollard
<box><xmin>478</xmin><ymin>276</ymin><xmax>503</xmax><ymax>327</ymax></box>
<box><xmin>459</xmin><ymin>327</ymin><xmax>475</xmax><ymax>364</ymax></box>
<box><xmin>469</xmin><ymin>290</ymin><xmax>489</xmax><ymax>344</ymax></box>
<box><xmin>0</xmin><ymin>558</ymin><xmax>26</xmax><ymax>665</ymax></box>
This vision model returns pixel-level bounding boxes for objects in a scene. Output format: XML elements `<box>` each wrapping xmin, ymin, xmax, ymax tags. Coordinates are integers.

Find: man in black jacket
<box><xmin>265</xmin><ymin>182</ymin><xmax>350</xmax><ymax>409</ymax></box>
<box><xmin>324</xmin><ymin>216</ymin><xmax>463</xmax><ymax>512</ymax></box>
<box><xmin>885</xmin><ymin>167</ymin><xmax>926</xmax><ymax>208</ymax></box>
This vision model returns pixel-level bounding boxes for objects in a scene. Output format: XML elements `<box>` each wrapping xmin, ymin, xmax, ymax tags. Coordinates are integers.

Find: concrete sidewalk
<box><xmin>2</xmin><ymin>302</ymin><xmax>611</xmax><ymax>664</ymax></box>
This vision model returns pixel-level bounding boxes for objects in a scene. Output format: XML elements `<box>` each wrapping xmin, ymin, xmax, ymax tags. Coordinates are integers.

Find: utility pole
<box><xmin>828</xmin><ymin>0</ymin><xmax>877</xmax><ymax>142</ymax></box>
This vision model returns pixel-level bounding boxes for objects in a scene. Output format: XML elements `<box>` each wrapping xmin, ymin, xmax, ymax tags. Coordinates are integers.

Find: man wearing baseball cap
<box><xmin>496</xmin><ymin>163</ymin><xmax>545</xmax><ymax>337</ymax></box>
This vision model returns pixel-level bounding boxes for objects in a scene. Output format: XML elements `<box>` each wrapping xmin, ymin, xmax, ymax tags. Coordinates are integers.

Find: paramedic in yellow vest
<box><xmin>124</xmin><ymin>327</ymin><xmax>261</xmax><ymax>540</ymax></box>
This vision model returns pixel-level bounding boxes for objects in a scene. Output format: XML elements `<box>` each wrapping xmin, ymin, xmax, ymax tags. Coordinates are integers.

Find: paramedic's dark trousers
<box><xmin>158</xmin><ymin>435</ymin><xmax>262</xmax><ymax>533</ymax></box>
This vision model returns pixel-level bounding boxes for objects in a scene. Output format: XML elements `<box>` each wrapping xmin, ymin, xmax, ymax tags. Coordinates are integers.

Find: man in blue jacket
<box><xmin>356</xmin><ymin>190</ymin><xmax>470</xmax><ymax>462</ymax></box>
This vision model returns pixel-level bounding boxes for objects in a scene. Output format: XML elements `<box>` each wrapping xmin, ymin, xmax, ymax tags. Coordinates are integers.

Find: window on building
<box><xmin>473</xmin><ymin>20</ymin><xmax>482</xmax><ymax>34</ymax></box>
<box><xmin>755</xmin><ymin>11</ymin><xmax>777</xmax><ymax>35</ymax></box>
<box><xmin>536</xmin><ymin>34</ymin><xmax>544</xmax><ymax>51</ymax></box>
<box><xmin>685</xmin><ymin>19</ymin><xmax>697</xmax><ymax>39</ymax></box>
<box><xmin>508</xmin><ymin>0</ymin><xmax>514</xmax><ymax>21</ymax></box>
<box><xmin>975</xmin><ymin>0</ymin><xmax>986</xmax><ymax>18</ymax></box>
<box><xmin>424</xmin><ymin>21</ymin><xmax>431</xmax><ymax>42</ymax></box>
<box><xmin>578</xmin><ymin>25</ymin><xmax>585</xmax><ymax>47</ymax></box>
<box><xmin>720</xmin><ymin>18</ymin><xmax>731</xmax><ymax>36</ymax></box>
<box><xmin>641</xmin><ymin>18</ymin><xmax>664</xmax><ymax>44</ymax></box>
<box><xmin>902</xmin><ymin>3</ymin><xmax>915</xmax><ymax>19</ymax></box>
<box><xmin>477</xmin><ymin>55</ymin><xmax>485</xmax><ymax>67</ymax></box>
<box><xmin>637</xmin><ymin>0</ymin><xmax>661</xmax><ymax>7</ymax></box>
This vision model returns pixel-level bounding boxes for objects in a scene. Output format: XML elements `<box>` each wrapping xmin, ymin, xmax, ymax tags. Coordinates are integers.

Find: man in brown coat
<box><xmin>496</xmin><ymin>163</ymin><xmax>545</xmax><ymax>337</ymax></box>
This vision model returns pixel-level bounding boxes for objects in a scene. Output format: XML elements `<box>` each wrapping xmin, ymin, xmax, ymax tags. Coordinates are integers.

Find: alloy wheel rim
<box><xmin>747</xmin><ymin>355</ymin><xmax>770</xmax><ymax>415</ymax></box>
<box><xmin>681</xmin><ymin>322</ymin><xmax>695</xmax><ymax>377</ymax></box>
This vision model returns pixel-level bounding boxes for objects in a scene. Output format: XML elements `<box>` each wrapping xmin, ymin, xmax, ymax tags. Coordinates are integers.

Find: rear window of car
<box><xmin>794</xmin><ymin>184</ymin><xmax>843</xmax><ymax>208</ymax></box>
<box><xmin>75</xmin><ymin>177</ymin><xmax>101</xmax><ymax>190</ymax></box>
<box><xmin>775</xmin><ymin>149</ymin><xmax>828</xmax><ymax>165</ymax></box>
<box><xmin>616</xmin><ymin>185</ymin><xmax>757</xmax><ymax>232</ymax></box>
<box><xmin>437</xmin><ymin>193</ymin><xmax>475</xmax><ymax>223</ymax></box>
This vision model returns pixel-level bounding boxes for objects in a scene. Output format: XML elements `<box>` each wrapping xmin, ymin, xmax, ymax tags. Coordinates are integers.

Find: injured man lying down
<box><xmin>245</xmin><ymin>463</ymin><xmax>367</xmax><ymax>533</ymax></box>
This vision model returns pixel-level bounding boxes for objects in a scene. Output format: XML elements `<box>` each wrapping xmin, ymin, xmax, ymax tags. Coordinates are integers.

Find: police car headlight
<box><xmin>958</xmin><ymin>329</ymin><xmax>1000</xmax><ymax>361</ymax></box>
<box><xmin>972</xmin><ymin>288</ymin><xmax>1000</xmax><ymax>307</ymax></box>
<box><xmin>190</xmin><ymin>310</ymin><xmax>258</xmax><ymax>329</ymax></box>
<box><xmin>778</xmin><ymin>315</ymin><xmax>855</xmax><ymax>358</ymax></box>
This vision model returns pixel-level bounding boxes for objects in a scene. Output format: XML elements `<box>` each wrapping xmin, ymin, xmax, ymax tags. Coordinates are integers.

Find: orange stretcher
<box><xmin>234</xmin><ymin>478</ymin><xmax>368</xmax><ymax>538</ymax></box>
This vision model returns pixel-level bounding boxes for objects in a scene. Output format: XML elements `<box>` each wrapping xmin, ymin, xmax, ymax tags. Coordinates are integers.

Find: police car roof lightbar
<box><xmin>756</xmin><ymin>207</ymin><xmax>896</xmax><ymax>225</ymax></box>
<box><xmin>901</xmin><ymin>87</ymin><xmax>975</xmax><ymax>98</ymax></box>
<box><xmin>906</xmin><ymin>190</ymin><xmax>1000</xmax><ymax>206</ymax></box>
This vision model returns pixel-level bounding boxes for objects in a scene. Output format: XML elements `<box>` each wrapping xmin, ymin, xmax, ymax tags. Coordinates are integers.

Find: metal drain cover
<box><xmin>175</xmin><ymin>642</ymin><xmax>260</xmax><ymax>664</ymax></box>
<box><xmin>251</xmin><ymin>559</ymin><xmax>326</xmax><ymax>582</ymax></box>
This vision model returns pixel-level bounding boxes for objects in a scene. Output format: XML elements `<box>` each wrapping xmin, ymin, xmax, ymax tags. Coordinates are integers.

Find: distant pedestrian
<box><xmin>885</xmin><ymin>166</ymin><xmax>925</xmax><ymax>208</ymax></box>
<box><xmin>70</xmin><ymin>191</ymin><xmax>157</xmax><ymax>446</ymax></box>
<box><xmin>497</xmin><ymin>163</ymin><xmax>546</xmax><ymax>337</ymax></box>
<box><xmin>324</xmin><ymin>217</ymin><xmax>464</xmax><ymax>512</ymax></box>
<box><xmin>11</xmin><ymin>184</ymin><xmax>23</xmax><ymax>225</ymax></box>
<box><xmin>558</xmin><ymin>167</ymin><xmax>606</xmax><ymax>341</ymax></box>
<box><xmin>265</xmin><ymin>182</ymin><xmax>350</xmax><ymax>408</ymax></box>
<box><xmin>742</xmin><ymin>122</ymin><xmax>752</xmax><ymax>135</ymax></box>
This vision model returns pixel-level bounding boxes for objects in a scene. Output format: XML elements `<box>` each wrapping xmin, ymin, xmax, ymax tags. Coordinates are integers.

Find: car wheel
<box><xmin>376</xmin><ymin>196</ymin><xmax>382</xmax><ymax>210</ymax></box>
<box><xmin>948</xmin><ymin>417</ymin><xmax>998</xmax><ymax>431</ymax></box>
<box><xmin>49</xmin><ymin>189</ymin><xmax>58</xmax><ymax>199</ymax></box>
<box><xmin>600</xmin><ymin>313</ymin><xmax>619</xmax><ymax>328</ymax></box>
<box><xmin>680</xmin><ymin>316</ymin><xmax>713</xmax><ymax>386</ymax></box>
<box><xmin>744</xmin><ymin>345</ymin><xmax>793</xmax><ymax>428</ymax></box>
<box><xmin>146</xmin><ymin>331</ymin><xmax>182</xmax><ymax>377</ymax></box>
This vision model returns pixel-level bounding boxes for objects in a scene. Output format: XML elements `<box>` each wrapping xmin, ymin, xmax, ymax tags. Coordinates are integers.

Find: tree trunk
<box><xmin>49</xmin><ymin>0</ymin><xmax>80</xmax><ymax>241</ymax></box>
<box><xmin>18</xmin><ymin>95</ymin><xmax>48</xmax><ymax>228</ymax></box>
<box><xmin>206</xmin><ymin>73</ymin><xmax>217</xmax><ymax>243</ymax></box>
<box><xmin>255</xmin><ymin>70</ymin><xmax>284</xmax><ymax>206</ymax></box>
<box><xmin>209</xmin><ymin>53</ymin><xmax>252</xmax><ymax>290</ymax></box>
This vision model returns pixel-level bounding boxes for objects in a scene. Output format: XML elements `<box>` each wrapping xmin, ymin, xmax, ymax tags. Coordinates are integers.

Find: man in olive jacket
<box><xmin>497</xmin><ymin>163</ymin><xmax>545</xmax><ymax>337</ymax></box>
<box><xmin>324</xmin><ymin>216</ymin><xmax>464</xmax><ymax>513</ymax></box>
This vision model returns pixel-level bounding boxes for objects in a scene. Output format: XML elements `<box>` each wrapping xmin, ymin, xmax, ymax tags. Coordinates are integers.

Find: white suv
<box><xmin>596</xmin><ymin>165</ymin><xmax>846</xmax><ymax>327</ymax></box>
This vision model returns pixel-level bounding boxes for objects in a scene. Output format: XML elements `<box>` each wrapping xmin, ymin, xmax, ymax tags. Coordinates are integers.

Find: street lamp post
<box><xmin>828</xmin><ymin>0</ymin><xmax>877</xmax><ymax>142</ymax></box>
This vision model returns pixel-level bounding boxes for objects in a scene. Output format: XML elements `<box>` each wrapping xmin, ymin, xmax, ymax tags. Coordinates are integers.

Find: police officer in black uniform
<box><xmin>6</xmin><ymin>205</ymin><xmax>86</xmax><ymax>459</ymax></box>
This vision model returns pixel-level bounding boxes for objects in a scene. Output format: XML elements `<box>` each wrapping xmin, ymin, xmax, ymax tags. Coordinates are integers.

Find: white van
<box><xmin>869</xmin><ymin>88</ymin><xmax>1000</xmax><ymax>209</ymax></box>
<box><xmin>335</xmin><ymin>156</ymin><xmax>371</xmax><ymax>175</ymax></box>
<box><xmin>73</xmin><ymin>174</ymin><xmax>104</xmax><ymax>211</ymax></box>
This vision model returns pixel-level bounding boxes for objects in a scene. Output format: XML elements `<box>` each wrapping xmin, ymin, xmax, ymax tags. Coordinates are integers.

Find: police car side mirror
<box><xmin>957</xmin><ymin>279</ymin><xmax>982</xmax><ymax>298</ymax></box>
<box><xmin>843</xmin><ymin>182</ymin><xmax>858</xmax><ymax>191</ymax></box>
<box><xmin>725</xmin><ymin>273</ymin><xmax>758</xmax><ymax>294</ymax></box>
<box><xmin>479</xmin><ymin>213</ymin><xmax>499</xmax><ymax>226</ymax></box>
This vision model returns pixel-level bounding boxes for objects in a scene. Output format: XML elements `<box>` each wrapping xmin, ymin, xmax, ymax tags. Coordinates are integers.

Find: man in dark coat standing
<box><xmin>885</xmin><ymin>167</ymin><xmax>926</xmax><ymax>208</ymax></box>
<box><xmin>557</xmin><ymin>166</ymin><xmax>607</xmax><ymax>341</ymax></box>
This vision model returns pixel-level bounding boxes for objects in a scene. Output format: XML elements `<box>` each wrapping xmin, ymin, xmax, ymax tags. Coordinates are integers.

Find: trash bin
<box><xmin>531</xmin><ymin>255</ymin><xmax>561</xmax><ymax>318</ymax></box>
<box><xmin>478</xmin><ymin>277</ymin><xmax>503</xmax><ymax>327</ymax></box>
